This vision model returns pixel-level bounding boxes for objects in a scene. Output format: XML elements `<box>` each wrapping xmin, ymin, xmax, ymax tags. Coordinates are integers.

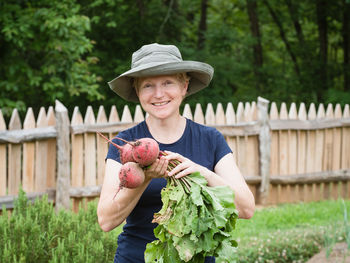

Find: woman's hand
<box><xmin>144</xmin><ymin>156</ymin><xmax>169</xmax><ymax>179</ymax></box>
<box><xmin>163</xmin><ymin>151</ymin><xmax>208</xmax><ymax>179</ymax></box>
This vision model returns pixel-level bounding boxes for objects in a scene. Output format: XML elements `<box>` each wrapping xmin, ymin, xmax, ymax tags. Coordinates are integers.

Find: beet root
<box><xmin>132</xmin><ymin>138</ymin><xmax>160</xmax><ymax>166</ymax></box>
<box><xmin>119</xmin><ymin>162</ymin><xmax>145</xmax><ymax>189</ymax></box>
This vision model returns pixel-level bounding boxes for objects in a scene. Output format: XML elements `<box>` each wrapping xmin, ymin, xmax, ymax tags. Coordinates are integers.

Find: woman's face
<box><xmin>136</xmin><ymin>75</ymin><xmax>188</xmax><ymax>120</ymax></box>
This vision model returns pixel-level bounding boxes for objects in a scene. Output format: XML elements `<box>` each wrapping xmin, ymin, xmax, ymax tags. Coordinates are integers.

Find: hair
<box><xmin>133</xmin><ymin>73</ymin><xmax>191</xmax><ymax>92</ymax></box>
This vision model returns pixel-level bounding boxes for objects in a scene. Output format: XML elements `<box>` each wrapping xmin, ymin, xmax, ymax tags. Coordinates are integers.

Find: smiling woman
<box><xmin>97</xmin><ymin>43</ymin><xmax>255</xmax><ymax>263</ymax></box>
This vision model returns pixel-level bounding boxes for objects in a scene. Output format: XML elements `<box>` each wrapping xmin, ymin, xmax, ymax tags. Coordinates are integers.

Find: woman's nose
<box><xmin>154</xmin><ymin>85</ymin><xmax>164</xmax><ymax>98</ymax></box>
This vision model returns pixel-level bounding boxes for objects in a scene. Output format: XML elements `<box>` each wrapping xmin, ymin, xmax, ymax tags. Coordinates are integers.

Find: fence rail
<box><xmin>0</xmin><ymin>97</ymin><xmax>349</xmax><ymax>211</ymax></box>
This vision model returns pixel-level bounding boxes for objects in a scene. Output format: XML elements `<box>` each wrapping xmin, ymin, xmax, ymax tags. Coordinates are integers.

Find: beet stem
<box><xmin>96</xmin><ymin>132</ymin><xmax>123</xmax><ymax>150</ymax></box>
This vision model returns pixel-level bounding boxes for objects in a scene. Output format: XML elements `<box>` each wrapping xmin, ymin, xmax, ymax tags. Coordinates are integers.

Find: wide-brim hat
<box><xmin>108</xmin><ymin>43</ymin><xmax>214</xmax><ymax>102</ymax></box>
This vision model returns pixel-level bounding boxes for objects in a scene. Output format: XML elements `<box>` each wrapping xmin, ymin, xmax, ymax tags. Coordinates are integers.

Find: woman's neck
<box><xmin>145</xmin><ymin>114</ymin><xmax>187</xmax><ymax>144</ymax></box>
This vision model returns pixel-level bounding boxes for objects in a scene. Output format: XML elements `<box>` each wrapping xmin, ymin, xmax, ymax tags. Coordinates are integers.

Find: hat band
<box><xmin>132</xmin><ymin>52</ymin><xmax>182</xmax><ymax>69</ymax></box>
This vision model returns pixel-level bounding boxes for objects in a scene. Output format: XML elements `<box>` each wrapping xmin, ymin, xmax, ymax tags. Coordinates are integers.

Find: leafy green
<box><xmin>145</xmin><ymin>172</ymin><xmax>239</xmax><ymax>262</ymax></box>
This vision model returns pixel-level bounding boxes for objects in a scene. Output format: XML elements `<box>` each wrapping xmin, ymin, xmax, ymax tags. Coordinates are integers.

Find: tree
<box><xmin>0</xmin><ymin>0</ymin><xmax>101</xmax><ymax>117</ymax></box>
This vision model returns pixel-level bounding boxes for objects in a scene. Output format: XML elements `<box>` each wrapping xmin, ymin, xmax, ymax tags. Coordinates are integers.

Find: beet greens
<box><xmin>145</xmin><ymin>172</ymin><xmax>239</xmax><ymax>262</ymax></box>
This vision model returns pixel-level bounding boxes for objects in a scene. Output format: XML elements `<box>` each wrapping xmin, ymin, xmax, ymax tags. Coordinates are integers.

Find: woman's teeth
<box><xmin>153</xmin><ymin>101</ymin><xmax>169</xmax><ymax>106</ymax></box>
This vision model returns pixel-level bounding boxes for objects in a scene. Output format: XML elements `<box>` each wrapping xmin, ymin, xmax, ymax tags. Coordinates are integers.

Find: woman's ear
<box><xmin>182</xmin><ymin>81</ymin><xmax>189</xmax><ymax>96</ymax></box>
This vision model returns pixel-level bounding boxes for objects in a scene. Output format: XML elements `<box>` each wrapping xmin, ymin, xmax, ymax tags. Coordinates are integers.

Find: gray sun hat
<box><xmin>108</xmin><ymin>43</ymin><xmax>214</xmax><ymax>102</ymax></box>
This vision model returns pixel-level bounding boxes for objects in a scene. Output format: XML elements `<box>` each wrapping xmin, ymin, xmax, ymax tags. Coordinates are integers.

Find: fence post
<box><xmin>257</xmin><ymin>97</ymin><xmax>271</xmax><ymax>205</ymax></box>
<box><xmin>55</xmin><ymin>100</ymin><xmax>71</xmax><ymax>211</ymax></box>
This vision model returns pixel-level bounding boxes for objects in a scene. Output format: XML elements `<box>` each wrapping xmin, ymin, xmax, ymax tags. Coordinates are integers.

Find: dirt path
<box><xmin>306</xmin><ymin>242</ymin><xmax>350</xmax><ymax>263</ymax></box>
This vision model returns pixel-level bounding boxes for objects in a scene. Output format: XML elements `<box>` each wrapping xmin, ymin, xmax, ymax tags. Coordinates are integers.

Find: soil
<box><xmin>306</xmin><ymin>242</ymin><xmax>350</xmax><ymax>263</ymax></box>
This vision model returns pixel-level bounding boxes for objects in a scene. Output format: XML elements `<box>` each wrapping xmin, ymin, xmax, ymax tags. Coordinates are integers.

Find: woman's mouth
<box><xmin>152</xmin><ymin>101</ymin><xmax>170</xmax><ymax>106</ymax></box>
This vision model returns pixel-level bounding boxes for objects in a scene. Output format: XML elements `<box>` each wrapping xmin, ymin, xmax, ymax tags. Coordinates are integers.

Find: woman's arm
<box><xmin>165</xmin><ymin>152</ymin><xmax>255</xmax><ymax>219</ymax></box>
<box><xmin>97</xmin><ymin>157</ymin><xmax>169</xmax><ymax>232</ymax></box>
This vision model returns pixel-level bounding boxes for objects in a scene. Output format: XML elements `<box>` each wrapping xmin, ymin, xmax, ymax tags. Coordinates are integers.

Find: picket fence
<box><xmin>0</xmin><ymin>97</ymin><xmax>349</xmax><ymax>211</ymax></box>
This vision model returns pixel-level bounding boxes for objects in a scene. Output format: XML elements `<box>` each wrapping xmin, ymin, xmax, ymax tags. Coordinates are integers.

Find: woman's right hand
<box><xmin>144</xmin><ymin>156</ymin><xmax>169</xmax><ymax>179</ymax></box>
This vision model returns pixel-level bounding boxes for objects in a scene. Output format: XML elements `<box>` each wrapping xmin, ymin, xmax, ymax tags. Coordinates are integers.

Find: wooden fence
<box><xmin>0</xmin><ymin>97</ymin><xmax>349</xmax><ymax>211</ymax></box>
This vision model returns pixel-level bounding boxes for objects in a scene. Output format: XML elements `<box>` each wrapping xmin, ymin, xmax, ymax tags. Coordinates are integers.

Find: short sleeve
<box><xmin>213</xmin><ymin>129</ymin><xmax>232</xmax><ymax>165</ymax></box>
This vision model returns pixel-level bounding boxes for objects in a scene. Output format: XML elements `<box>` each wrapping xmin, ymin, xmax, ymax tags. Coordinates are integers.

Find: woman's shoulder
<box><xmin>186</xmin><ymin>118</ymin><xmax>222</xmax><ymax>136</ymax></box>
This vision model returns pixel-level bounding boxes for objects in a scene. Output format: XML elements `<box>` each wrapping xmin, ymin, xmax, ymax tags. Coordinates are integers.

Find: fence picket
<box><xmin>269</xmin><ymin>102</ymin><xmax>279</xmax><ymax>204</ymax></box>
<box><xmin>35</xmin><ymin>107</ymin><xmax>48</xmax><ymax>192</ymax></box>
<box><xmin>84</xmin><ymin>106</ymin><xmax>97</xmax><ymax>187</ymax></box>
<box><xmin>279</xmin><ymin>103</ymin><xmax>290</xmax><ymax>203</ymax></box>
<box><xmin>183</xmin><ymin>104</ymin><xmax>193</xmax><ymax>120</ymax></box>
<box><xmin>305</xmin><ymin>103</ymin><xmax>317</xmax><ymax>201</ymax></box>
<box><xmin>108</xmin><ymin>105</ymin><xmax>120</xmax><ymax>138</ymax></box>
<box><xmin>205</xmin><ymin>103</ymin><xmax>215</xmax><ymax>125</ymax></box>
<box><xmin>215</xmin><ymin>103</ymin><xmax>225</xmax><ymax>125</ymax></box>
<box><xmin>46</xmin><ymin>106</ymin><xmax>56</xmax><ymax>188</ymax></box>
<box><xmin>0</xmin><ymin>109</ymin><xmax>6</xmax><ymax>196</ymax></box>
<box><xmin>134</xmin><ymin>105</ymin><xmax>145</xmax><ymax>123</ymax></box>
<box><xmin>297</xmin><ymin>103</ymin><xmax>307</xmax><ymax>201</ymax></box>
<box><xmin>342</xmin><ymin>105</ymin><xmax>350</xmax><ymax>198</ymax></box>
<box><xmin>23</xmin><ymin>108</ymin><xmax>35</xmax><ymax>192</ymax></box>
<box><xmin>71</xmin><ymin>107</ymin><xmax>84</xmax><ymax>211</ymax></box>
<box><xmin>121</xmin><ymin>105</ymin><xmax>133</xmax><ymax>123</ymax></box>
<box><xmin>194</xmin><ymin>103</ymin><xmax>204</xmax><ymax>124</ymax></box>
<box><xmin>8</xmin><ymin>109</ymin><xmax>22</xmax><ymax>195</ymax></box>
<box><xmin>225</xmin><ymin>103</ymin><xmax>237</xmax><ymax>162</ymax></box>
<box><xmin>97</xmin><ymin>106</ymin><xmax>108</xmax><ymax>186</ymax></box>
<box><xmin>288</xmin><ymin>103</ymin><xmax>298</xmax><ymax>202</ymax></box>
<box><xmin>315</xmin><ymin>104</ymin><xmax>326</xmax><ymax>201</ymax></box>
<box><xmin>333</xmin><ymin>104</ymin><xmax>342</xmax><ymax>198</ymax></box>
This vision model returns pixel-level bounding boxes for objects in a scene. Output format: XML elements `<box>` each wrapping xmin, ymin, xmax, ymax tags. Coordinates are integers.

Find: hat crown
<box><xmin>131</xmin><ymin>43</ymin><xmax>183</xmax><ymax>69</ymax></box>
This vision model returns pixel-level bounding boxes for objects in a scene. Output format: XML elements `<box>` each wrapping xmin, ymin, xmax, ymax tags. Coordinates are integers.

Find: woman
<box><xmin>97</xmin><ymin>43</ymin><xmax>255</xmax><ymax>263</ymax></box>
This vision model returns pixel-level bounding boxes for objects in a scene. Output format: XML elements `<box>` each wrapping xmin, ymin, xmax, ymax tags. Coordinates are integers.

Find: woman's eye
<box><xmin>143</xmin><ymin>83</ymin><xmax>152</xmax><ymax>88</ymax></box>
<box><xmin>164</xmin><ymin>80</ymin><xmax>172</xmax><ymax>85</ymax></box>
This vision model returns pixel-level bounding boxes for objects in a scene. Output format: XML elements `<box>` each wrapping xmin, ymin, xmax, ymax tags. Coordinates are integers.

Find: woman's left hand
<box><xmin>163</xmin><ymin>151</ymin><xmax>208</xmax><ymax>179</ymax></box>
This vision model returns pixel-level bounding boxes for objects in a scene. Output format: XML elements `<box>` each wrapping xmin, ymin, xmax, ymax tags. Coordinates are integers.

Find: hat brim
<box><xmin>108</xmin><ymin>61</ymin><xmax>214</xmax><ymax>102</ymax></box>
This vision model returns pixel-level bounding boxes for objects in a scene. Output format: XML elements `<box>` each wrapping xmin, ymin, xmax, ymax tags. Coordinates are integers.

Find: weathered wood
<box><xmin>55</xmin><ymin>100</ymin><xmax>71</xmax><ymax>211</ymax></box>
<box><xmin>0</xmin><ymin>109</ymin><xmax>7</xmax><ymax>196</ymax></box>
<box><xmin>257</xmin><ymin>97</ymin><xmax>270</xmax><ymax>205</ymax></box>
<box><xmin>46</xmin><ymin>106</ymin><xmax>56</xmax><ymax>188</ymax></box>
<box><xmin>70</xmin><ymin>122</ymin><xmax>135</xmax><ymax>134</ymax></box>
<box><xmin>194</xmin><ymin>103</ymin><xmax>204</xmax><ymax>124</ymax></box>
<box><xmin>215</xmin><ymin>103</ymin><xmax>225</xmax><ymax>125</ymax></box>
<box><xmin>183</xmin><ymin>104</ymin><xmax>193</xmax><ymax>120</ymax></box>
<box><xmin>0</xmin><ymin>126</ymin><xmax>57</xmax><ymax>143</ymax></box>
<box><xmin>23</xmin><ymin>108</ymin><xmax>35</xmax><ymax>192</ymax></box>
<box><xmin>269</xmin><ymin>102</ymin><xmax>279</xmax><ymax>204</ymax></box>
<box><xmin>121</xmin><ymin>105</ymin><xmax>133</xmax><ymax>123</ymax></box>
<box><xmin>213</xmin><ymin>122</ymin><xmax>260</xmax><ymax>136</ymax></box>
<box><xmin>270</xmin><ymin>170</ymin><xmax>350</xmax><ymax>184</ymax></box>
<box><xmin>84</xmin><ymin>106</ymin><xmax>97</xmax><ymax>186</ymax></box>
<box><xmin>269</xmin><ymin>118</ymin><xmax>350</xmax><ymax>130</ymax></box>
<box><xmin>0</xmin><ymin>189</ymin><xmax>56</xmax><ymax>210</ymax></box>
<box><xmin>96</xmin><ymin>106</ymin><xmax>108</xmax><ymax>185</ymax></box>
<box><xmin>35</xmin><ymin>107</ymin><xmax>48</xmax><ymax>192</ymax></box>
<box><xmin>8</xmin><ymin>109</ymin><xmax>22</xmax><ymax>195</ymax></box>
<box><xmin>71</xmin><ymin>107</ymin><xmax>84</xmax><ymax>188</ymax></box>
<box><xmin>205</xmin><ymin>103</ymin><xmax>215</xmax><ymax>125</ymax></box>
<box><xmin>69</xmin><ymin>185</ymin><xmax>102</xmax><ymax>198</ymax></box>
<box><xmin>134</xmin><ymin>105</ymin><xmax>145</xmax><ymax>123</ymax></box>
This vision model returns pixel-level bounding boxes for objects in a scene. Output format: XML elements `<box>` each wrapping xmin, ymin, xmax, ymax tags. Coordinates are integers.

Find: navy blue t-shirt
<box><xmin>106</xmin><ymin>118</ymin><xmax>232</xmax><ymax>263</ymax></box>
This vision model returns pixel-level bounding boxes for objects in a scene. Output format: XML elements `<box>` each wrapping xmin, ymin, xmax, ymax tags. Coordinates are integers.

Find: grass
<box><xmin>233</xmin><ymin>199</ymin><xmax>350</xmax><ymax>262</ymax></box>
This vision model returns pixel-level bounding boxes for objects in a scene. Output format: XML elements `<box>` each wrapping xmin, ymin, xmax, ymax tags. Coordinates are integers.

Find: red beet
<box><xmin>113</xmin><ymin>162</ymin><xmax>145</xmax><ymax>199</ymax></box>
<box><xmin>97</xmin><ymin>132</ymin><xmax>135</xmax><ymax>163</ymax></box>
<box><xmin>132</xmin><ymin>138</ymin><xmax>160</xmax><ymax>166</ymax></box>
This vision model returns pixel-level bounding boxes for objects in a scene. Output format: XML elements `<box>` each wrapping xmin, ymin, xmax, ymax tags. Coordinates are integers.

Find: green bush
<box><xmin>0</xmin><ymin>190</ymin><xmax>121</xmax><ymax>263</ymax></box>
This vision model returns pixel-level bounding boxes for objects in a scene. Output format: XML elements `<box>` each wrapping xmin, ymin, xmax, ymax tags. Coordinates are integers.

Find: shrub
<box><xmin>0</xmin><ymin>189</ymin><xmax>121</xmax><ymax>263</ymax></box>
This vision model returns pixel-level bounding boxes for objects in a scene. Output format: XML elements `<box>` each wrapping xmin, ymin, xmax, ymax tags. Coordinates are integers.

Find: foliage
<box><xmin>0</xmin><ymin>0</ymin><xmax>102</xmax><ymax>117</ymax></box>
<box><xmin>1</xmin><ymin>0</ymin><xmax>350</xmax><ymax>118</ymax></box>
<box><xmin>0</xmin><ymin>189</ymin><xmax>121</xmax><ymax>263</ymax></box>
<box><xmin>145</xmin><ymin>172</ymin><xmax>238</xmax><ymax>262</ymax></box>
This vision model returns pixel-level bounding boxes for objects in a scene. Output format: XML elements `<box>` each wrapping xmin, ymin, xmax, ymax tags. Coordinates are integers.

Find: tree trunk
<box><xmin>198</xmin><ymin>0</ymin><xmax>208</xmax><ymax>50</ymax></box>
<box><xmin>285</xmin><ymin>0</ymin><xmax>304</xmax><ymax>45</ymax></box>
<box><xmin>316</xmin><ymin>0</ymin><xmax>328</xmax><ymax>99</ymax></box>
<box><xmin>263</xmin><ymin>0</ymin><xmax>301</xmax><ymax>80</ymax></box>
<box><xmin>343</xmin><ymin>0</ymin><xmax>350</xmax><ymax>92</ymax></box>
<box><xmin>246</xmin><ymin>0</ymin><xmax>263</xmax><ymax>92</ymax></box>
